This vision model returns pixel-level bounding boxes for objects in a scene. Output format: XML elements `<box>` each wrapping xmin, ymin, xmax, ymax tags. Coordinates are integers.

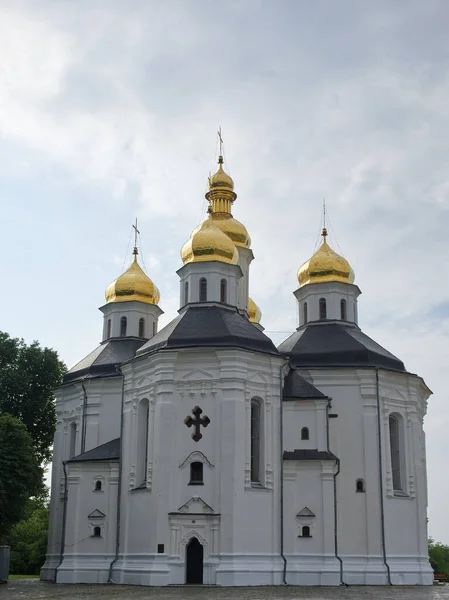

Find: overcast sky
<box><xmin>1</xmin><ymin>0</ymin><xmax>448</xmax><ymax>542</ymax></box>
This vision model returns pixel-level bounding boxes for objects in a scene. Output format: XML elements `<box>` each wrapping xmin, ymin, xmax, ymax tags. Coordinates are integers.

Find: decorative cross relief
<box><xmin>184</xmin><ymin>406</ymin><xmax>210</xmax><ymax>442</ymax></box>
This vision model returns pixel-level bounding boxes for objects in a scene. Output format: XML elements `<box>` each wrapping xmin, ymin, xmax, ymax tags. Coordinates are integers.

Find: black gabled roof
<box><xmin>283</xmin><ymin>370</ymin><xmax>327</xmax><ymax>400</ymax></box>
<box><xmin>64</xmin><ymin>338</ymin><xmax>145</xmax><ymax>383</ymax></box>
<box><xmin>278</xmin><ymin>321</ymin><xmax>405</xmax><ymax>372</ymax></box>
<box><xmin>136</xmin><ymin>305</ymin><xmax>279</xmax><ymax>357</ymax></box>
<box><xmin>68</xmin><ymin>438</ymin><xmax>120</xmax><ymax>463</ymax></box>
<box><xmin>284</xmin><ymin>449</ymin><xmax>338</xmax><ymax>461</ymax></box>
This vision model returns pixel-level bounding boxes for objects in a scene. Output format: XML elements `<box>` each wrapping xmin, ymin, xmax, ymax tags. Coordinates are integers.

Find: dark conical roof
<box><xmin>278</xmin><ymin>321</ymin><xmax>405</xmax><ymax>372</ymax></box>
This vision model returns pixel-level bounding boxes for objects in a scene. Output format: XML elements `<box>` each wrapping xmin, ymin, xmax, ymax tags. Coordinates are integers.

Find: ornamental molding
<box><xmin>177</xmin><ymin>496</ymin><xmax>214</xmax><ymax>514</ymax></box>
<box><xmin>296</xmin><ymin>507</ymin><xmax>315</xmax><ymax>517</ymax></box>
<box><xmin>176</xmin><ymin>379</ymin><xmax>219</xmax><ymax>397</ymax></box>
<box><xmin>88</xmin><ymin>509</ymin><xmax>105</xmax><ymax>519</ymax></box>
<box><xmin>179</xmin><ymin>451</ymin><xmax>214</xmax><ymax>469</ymax></box>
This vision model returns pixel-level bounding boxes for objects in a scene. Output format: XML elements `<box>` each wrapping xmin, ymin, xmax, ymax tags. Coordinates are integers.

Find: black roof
<box><xmin>136</xmin><ymin>305</ymin><xmax>279</xmax><ymax>357</ymax></box>
<box><xmin>64</xmin><ymin>338</ymin><xmax>145</xmax><ymax>383</ymax></box>
<box><xmin>283</xmin><ymin>449</ymin><xmax>338</xmax><ymax>461</ymax></box>
<box><xmin>278</xmin><ymin>321</ymin><xmax>405</xmax><ymax>372</ymax></box>
<box><xmin>68</xmin><ymin>438</ymin><xmax>120</xmax><ymax>463</ymax></box>
<box><xmin>283</xmin><ymin>370</ymin><xmax>327</xmax><ymax>400</ymax></box>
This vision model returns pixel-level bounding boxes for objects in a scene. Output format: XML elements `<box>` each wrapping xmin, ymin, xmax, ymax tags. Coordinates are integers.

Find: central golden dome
<box><xmin>205</xmin><ymin>156</ymin><xmax>251</xmax><ymax>249</ymax></box>
<box><xmin>105</xmin><ymin>251</ymin><xmax>160</xmax><ymax>305</ymax></box>
<box><xmin>248</xmin><ymin>297</ymin><xmax>262</xmax><ymax>323</ymax></box>
<box><xmin>297</xmin><ymin>229</ymin><xmax>354</xmax><ymax>287</ymax></box>
<box><xmin>181</xmin><ymin>218</ymin><xmax>239</xmax><ymax>265</ymax></box>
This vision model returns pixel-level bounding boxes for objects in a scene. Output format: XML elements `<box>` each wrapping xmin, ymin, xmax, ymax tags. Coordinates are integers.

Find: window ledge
<box><xmin>188</xmin><ymin>482</ymin><xmax>204</xmax><ymax>486</ymax></box>
<box><xmin>249</xmin><ymin>482</ymin><xmax>269</xmax><ymax>491</ymax></box>
<box><xmin>393</xmin><ymin>490</ymin><xmax>409</xmax><ymax>498</ymax></box>
<box><xmin>131</xmin><ymin>482</ymin><xmax>150</xmax><ymax>493</ymax></box>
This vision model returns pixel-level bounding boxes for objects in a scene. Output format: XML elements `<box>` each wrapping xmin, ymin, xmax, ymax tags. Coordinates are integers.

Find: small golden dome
<box><xmin>209</xmin><ymin>213</ymin><xmax>251</xmax><ymax>248</ymax></box>
<box><xmin>209</xmin><ymin>155</ymin><xmax>234</xmax><ymax>190</ymax></box>
<box><xmin>248</xmin><ymin>297</ymin><xmax>262</xmax><ymax>324</ymax></box>
<box><xmin>181</xmin><ymin>218</ymin><xmax>239</xmax><ymax>265</ymax></box>
<box><xmin>297</xmin><ymin>229</ymin><xmax>354</xmax><ymax>287</ymax></box>
<box><xmin>105</xmin><ymin>251</ymin><xmax>160</xmax><ymax>305</ymax></box>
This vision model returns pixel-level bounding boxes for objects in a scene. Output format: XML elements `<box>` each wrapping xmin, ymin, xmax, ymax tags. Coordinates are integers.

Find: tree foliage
<box><xmin>429</xmin><ymin>538</ymin><xmax>449</xmax><ymax>577</ymax></box>
<box><xmin>0</xmin><ymin>332</ymin><xmax>65</xmax><ymax>463</ymax></box>
<box><xmin>9</xmin><ymin>496</ymin><xmax>49</xmax><ymax>575</ymax></box>
<box><xmin>0</xmin><ymin>414</ymin><xmax>43</xmax><ymax>543</ymax></box>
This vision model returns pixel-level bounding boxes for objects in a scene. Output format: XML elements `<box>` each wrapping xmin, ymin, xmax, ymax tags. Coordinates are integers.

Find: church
<box><xmin>41</xmin><ymin>152</ymin><xmax>432</xmax><ymax>587</ymax></box>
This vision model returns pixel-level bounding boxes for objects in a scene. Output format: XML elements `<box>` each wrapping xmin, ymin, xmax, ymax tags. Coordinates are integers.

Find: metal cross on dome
<box><xmin>184</xmin><ymin>406</ymin><xmax>210</xmax><ymax>442</ymax></box>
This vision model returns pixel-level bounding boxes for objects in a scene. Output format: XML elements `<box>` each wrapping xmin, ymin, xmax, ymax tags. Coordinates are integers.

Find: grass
<box><xmin>8</xmin><ymin>574</ymin><xmax>39</xmax><ymax>580</ymax></box>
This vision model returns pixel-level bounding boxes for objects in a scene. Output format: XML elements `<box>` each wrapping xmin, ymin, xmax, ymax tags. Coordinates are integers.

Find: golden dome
<box><xmin>105</xmin><ymin>250</ymin><xmax>160</xmax><ymax>305</ymax></box>
<box><xmin>209</xmin><ymin>155</ymin><xmax>234</xmax><ymax>190</ymax></box>
<box><xmin>248</xmin><ymin>297</ymin><xmax>262</xmax><ymax>323</ymax></box>
<box><xmin>297</xmin><ymin>229</ymin><xmax>354</xmax><ymax>287</ymax></box>
<box><xmin>209</xmin><ymin>213</ymin><xmax>251</xmax><ymax>248</ymax></box>
<box><xmin>205</xmin><ymin>155</ymin><xmax>251</xmax><ymax>249</ymax></box>
<box><xmin>181</xmin><ymin>217</ymin><xmax>239</xmax><ymax>265</ymax></box>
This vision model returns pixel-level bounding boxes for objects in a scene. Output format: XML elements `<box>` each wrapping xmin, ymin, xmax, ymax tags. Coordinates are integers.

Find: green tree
<box><xmin>429</xmin><ymin>538</ymin><xmax>449</xmax><ymax>577</ymax></box>
<box><xmin>0</xmin><ymin>332</ymin><xmax>65</xmax><ymax>463</ymax></box>
<box><xmin>0</xmin><ymin>414</ymin><xmax>43</xmax><ymax>543</ymax></box>
<box><xmin>9</xmin><ymin>496</ymin><xmax>49</xmax><ymax>575</ymax></box>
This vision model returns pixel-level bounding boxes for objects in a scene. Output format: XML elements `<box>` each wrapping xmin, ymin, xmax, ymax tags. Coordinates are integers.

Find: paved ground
<box><xmin>1</xmin><ymin>580</ymin><xmax>449</xmax><ymax>600</ymax></box>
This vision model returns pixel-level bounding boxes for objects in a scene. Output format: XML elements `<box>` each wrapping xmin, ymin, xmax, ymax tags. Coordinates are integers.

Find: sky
<box><xmin>0</xmin><ymin>0</ymin><xmax>448</xmax><ymax>541</ymax></box>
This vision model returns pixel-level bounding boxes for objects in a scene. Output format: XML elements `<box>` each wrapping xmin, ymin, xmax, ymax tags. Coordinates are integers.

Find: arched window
<box><xmin>199</xmin><ymin>278</ymin><xmax>207</xmax><ymax>302</ymax></box>
<box><xmin>152</xmin><ymin>322</ymin><xmax>156</xmax><ymax>336</ymax></box>
<box><xmin>139</xmin><ymin>318</ymin><xmax>145</xmax><ymax>338</ymax></box>
<box><xmin>184</xmin><ymin>281</ymin><xmax>189</xmax><ymax>305</ymax></box>
<box><xmin>301</xmin><ymin>427</ymin><xmax>309</xmax><ymax>440</ymax></box>
<box><xmin>120</xmin><ymin>316</ymin><xmax>127</xmax><ymax>337</ymax></box>
<box><xmin>136</xmin><ymin>399</ymin><xmax>150</xmax><ymax>486</ymax></box>
<box><xmin>356</xmin><ymin>479</ymin><xmax>365</xmax><ymax>493</ymax></box>
<box><xmin>220</xmin><ymin>279</ymin><xmax>227</xmax><ymax>303</ymax></box>
<box><xmin>190</xmin><ymin>462</ymin><xmax>203</xmax><ymax>484</ymax></box>
<box><xmin>319</xmin><ymin>298</ymin><xmax>327</xmax><ymax>320</ymax></box>
<box><xmin>93</xmin><ymin>526</ymin><xmax>102</xmax><ymax>537</ymax></box>
<box><xmin>303</xmin><ymin>302</ymin><xmax>308</xmax><ymax>324</ymax></box>
<box><xmin>94</xmin><ymin>480</ymin><xmax>102</xmax><ymax>492</ymax></box>
<box><xmin>389</xmin><ymin>413</ymin><xmax>404</xmax><ymax>492</ymax></box>
<box><xmin>250</xmin><ymin>399</ymin><xmax>262</xmax><ymax>483</ymax></box>
<box><xmin>69</xmin><ymin>422</ymin><xmax>77</xmax><ymax>459</ymax></box>
<box><xmin>341</xmin><ymin>299</ymin><xmax>347</xmax><ymax>321</ymax></box>
<box><xmin>107</xmin><ymin>319</ymin><xmax>111</xmax><ymax>338</ymax></box>
<box><xmin>302</xmin><ymin>526</ymin><xmax>311</xmax><ymax>537</ymax></box>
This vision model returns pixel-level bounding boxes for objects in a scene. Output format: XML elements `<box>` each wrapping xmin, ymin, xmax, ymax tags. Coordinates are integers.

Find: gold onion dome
<box><xmin>181</xmin><ymin>218</ymin><xmax>239</xmax><ymax>265</ymax></box>
<box><xmin>206</xmin><ymin>156</ymin><xmax>251</xmax><ymax>249</ymax></box>
<box><xmin>248</xmin><ymin>297</ymin><xmax>262</xmax><ymax>324</ymax></box>
<box><xmin>105</xmin><ymin>250</ymin><xmax>160</xmax><ymax>305</ymax></box>
<box><xmin>297</xmin><ymin>228</ymin><xmax>355</xmax><ymax>287</ymax></box>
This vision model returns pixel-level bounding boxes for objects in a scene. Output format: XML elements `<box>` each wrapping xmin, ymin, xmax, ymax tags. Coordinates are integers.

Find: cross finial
<box><xmin>218</xmin><ymin>127</ymin><xmax>224</xmax><ymax>162</ymax></box>
<box><xmin>132</xmin><ymin>218</ymin><xmax>140</xmax><ymax>258</ymax></box>
<box><xmin>322</xmin><ymin>199</ymin><xmax>327</xmax><ymax>243</ymax></box>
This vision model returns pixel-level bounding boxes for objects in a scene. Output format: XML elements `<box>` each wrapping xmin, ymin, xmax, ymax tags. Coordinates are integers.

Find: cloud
<box><xmin>1</xmin><ymin>0</ymin><xmax>449</xmax><ymax>542</ymax></box>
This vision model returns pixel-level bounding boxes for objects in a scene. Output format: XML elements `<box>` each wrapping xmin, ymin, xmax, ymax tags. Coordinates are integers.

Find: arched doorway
<box><xmin>185</xmin><ymin>537</ymin><xmax>203</xmax><ymax>584</ymax></box>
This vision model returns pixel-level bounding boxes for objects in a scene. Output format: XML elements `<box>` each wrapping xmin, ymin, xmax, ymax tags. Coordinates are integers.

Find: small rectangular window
<box><xmin>157</xmin><ymin>544</ymin><xmax>164</xmax><ymax>554</ymax></box>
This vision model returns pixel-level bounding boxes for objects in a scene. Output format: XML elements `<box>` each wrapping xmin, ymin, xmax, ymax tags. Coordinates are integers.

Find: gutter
<box><xmin>80</xmin><ymin>382</ymin><xmax>88</xmax><ymax>454</ymax></box>
<box><xmin>108</xmin><ymin>366</ymin><xmax>125</xmax><ymax>583</ymax></box>
<box><xmin>327</xmin><ymin>399</ymin><xmax>346</xmax><ymax>586</ymax></box>
<box><xmin>279</xmin><ymin>359</ymin><xmax>289</xmax><ymax>585</ymax></box>
<box><xmin>375</xmin><ymin>367</ymin><xmax>392</xmax><ymax>585</ymax></box>
<box><xmin>54</xmin><ymin>461</ymin><xmax>68</xmax><ymax>583</ymax></box>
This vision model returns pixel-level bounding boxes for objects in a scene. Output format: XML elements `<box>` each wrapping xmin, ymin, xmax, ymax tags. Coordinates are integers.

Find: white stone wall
<box><xmin>307</xmin><ymin>367</ymin><xmax>432</xmax><ymax>585</ymax></box>
<box><xmin>112</xmin><ymin>348</ymin><xmax>284</xmax><ymax>586</ymax></box>
<box><xmin>294</xmin><ymin>281</ymin><xmax>361</xmax><ymax>325</ymax></box>
<box><xmin>177</xmin><ymin>262</ymin><xmax>242</xmax><ymax>308</ymax></box>
<box><xmin>100</xmin><ymin>300</ymin><xmax>163</xmax><ymax>341</ymax></box>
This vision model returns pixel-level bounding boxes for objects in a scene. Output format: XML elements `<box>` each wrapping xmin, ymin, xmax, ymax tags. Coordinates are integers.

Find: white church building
<box><xmin>41</xmin><ymin>154</ymin><xmax>432</xmax><ymax>587</ymax></box>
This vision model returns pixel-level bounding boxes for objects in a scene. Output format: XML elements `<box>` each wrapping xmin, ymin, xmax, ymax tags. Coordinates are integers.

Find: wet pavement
<box><xmin>1</xmin><ymin>580</ymin><xmax>449</xmax><ymax>600</ymax></box>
